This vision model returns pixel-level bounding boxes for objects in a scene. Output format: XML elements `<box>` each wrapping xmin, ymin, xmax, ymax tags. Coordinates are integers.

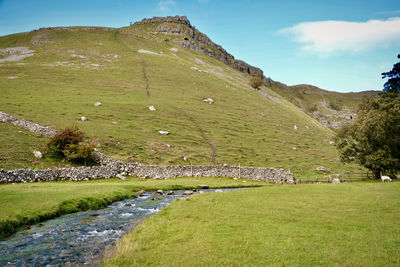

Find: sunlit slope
<box><xmin>0</xmin><ymin>26</ymin><xmax>362</xmax><ymax>176</ymax></box>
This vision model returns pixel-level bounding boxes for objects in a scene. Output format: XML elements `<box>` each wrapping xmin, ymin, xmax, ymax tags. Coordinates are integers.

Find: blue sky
<box><xmin>0</xmin><ymin>0</ymin><xmax>399</xmax><ymax>92</ymax></box>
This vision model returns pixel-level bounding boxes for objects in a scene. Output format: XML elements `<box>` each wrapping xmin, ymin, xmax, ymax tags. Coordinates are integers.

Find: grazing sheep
<box><xmin>381</xmin><ymin>176</ymin><xmax>392</xmax><ymax>182</ymax></box>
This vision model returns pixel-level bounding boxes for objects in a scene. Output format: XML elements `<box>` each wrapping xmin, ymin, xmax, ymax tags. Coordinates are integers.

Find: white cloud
<box><xmin>279</xmin><ymin>17</ymin><xmax>400</xmax><ymax>57</ymax></box>
<box><xmin>157</xmin><ymin>0</ymin><xmax>175</xmax><ymax>11</ymax></box>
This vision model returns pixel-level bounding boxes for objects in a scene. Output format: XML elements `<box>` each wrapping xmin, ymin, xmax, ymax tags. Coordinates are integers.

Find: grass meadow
<box><xmin>106</xmin><ymin>182</ymin><xmax>400</xmax><ymax>266</ymax></box>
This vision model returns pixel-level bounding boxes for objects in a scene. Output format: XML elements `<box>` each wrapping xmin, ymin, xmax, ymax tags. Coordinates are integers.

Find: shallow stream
<box><xmin>0</xmin><ymin>188</ymin><xmax>238</xmax><ymax>266</ymax></box>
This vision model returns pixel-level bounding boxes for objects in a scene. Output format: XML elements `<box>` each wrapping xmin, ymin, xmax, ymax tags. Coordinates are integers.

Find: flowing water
<box><xmin>0</xmin><ymin>188</ymin><xmax>239</xmax><ymax>266</ymax></box>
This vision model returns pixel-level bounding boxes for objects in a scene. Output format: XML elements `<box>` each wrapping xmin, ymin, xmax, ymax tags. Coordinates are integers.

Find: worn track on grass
<box><xmin>177</xmin><ymin>108</ymin><xmax>217</xmax><ymax>165</ymax></box>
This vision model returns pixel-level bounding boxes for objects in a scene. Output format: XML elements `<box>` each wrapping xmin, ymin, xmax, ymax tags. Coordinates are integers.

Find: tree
<box><xmin>382</xmin><ymin>54</ymin><xmax>400</xmax><ymax>93</ymax></box>
<box><xmin>335</xmin><ymin>55</ymin><xmax>400</xmax><ymax>178</ymax></box>
<box><xmin>334</xmin><ymin>95</ymin><xmax>400</xmax><ymax>178</ymax></box>
<box><xmin>250</xmin><ymin>76</ymin><xmax>264</xmax><ymax>90</ymax></box>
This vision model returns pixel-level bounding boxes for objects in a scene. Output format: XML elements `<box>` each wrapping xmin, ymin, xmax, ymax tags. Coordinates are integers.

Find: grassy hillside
<box><xmin>0</xmin><ymin>23</ymin><xmax>365</xmax><ymax>177</ymax></box>
<box><xmin>269</xmin><ymin>82</ymin><xmax>380</xmax><ymax>128</ymax></box>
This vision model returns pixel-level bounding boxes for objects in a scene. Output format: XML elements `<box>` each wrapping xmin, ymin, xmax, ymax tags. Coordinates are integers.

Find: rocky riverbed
<box><xmin>0</xmin><ymin>188</ymin><xmax>240</xmax><ymax>266</ymax></box>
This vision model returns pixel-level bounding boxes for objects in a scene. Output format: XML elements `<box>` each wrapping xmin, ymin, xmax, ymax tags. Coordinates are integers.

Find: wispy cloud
<box><xmin>157</xmin><ymin>0</ymin><xmax>175</xmax><ymax>11</ymax></box>
<box><xmin>279</xmin><ymin>17</ymin><xmax>400</xmax><ymax>57</ymax></box>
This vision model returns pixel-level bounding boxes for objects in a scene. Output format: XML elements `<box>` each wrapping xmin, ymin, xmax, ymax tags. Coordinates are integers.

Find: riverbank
<box><xmin>0</xmin><ymin>176</ymin><xmax>267</xmax><ymax>238</ymax></box>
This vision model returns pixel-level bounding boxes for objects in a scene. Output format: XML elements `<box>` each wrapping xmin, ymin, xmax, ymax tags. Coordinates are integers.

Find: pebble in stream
<box><xmin>0</xmin><ymin>188</ymin><xmax>239</xmax><ymax>266</ymax></box>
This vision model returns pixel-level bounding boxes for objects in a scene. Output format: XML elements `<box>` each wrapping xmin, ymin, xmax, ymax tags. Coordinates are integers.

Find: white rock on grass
<box><xmin>116</xmin><ymin>174</ymin><xmax>126</xmax><ymax>180</ymax></box>
<box><xmin>138</xmin><ymin>49</ymin><xmax>161</xmax><ymax>56</ymax></box>
<box><xmin>148</xmin><ymin>105</ymin><xmax>156</xmax><ymax>111</ymax></box>
<box><xmin>33</xmin><ymin>150</ymin><xmax>43</xmax><ymax>158</ymax></box>
<box><xmin>166</xmin><ymin>144</ymin><xmax>171</xmax><ymax>148</ymax></box>
<box><xmin>183</xmin><ymin>156</ymin><xmax>188</xmax><ymax>161</ymax></box>
<box><xmin>94</xmin><ymin>102</ymin><xmax>102</xmax><ymax>107</ymax></box>
<box><xmin>329</xmin><ymin>141</ymin><xmax>336</xmax><ymax>145</ymax></box>
<box><xmin>332</xmin><ymin>178</ymin><xmax>341</xmax><ymax>183</ymax></box>
<box><xmin>203</xmin><ymin>98</ymin><xmax>214</xmax><ymax>104</ymax></box>
<box><xmin>8</xmin><ymin>76</ymin><xmax>17</xmax><ymax>79</ymax></box>
<box><xmin>292</xmin><ymin>147</ymin><xmax>297</xmax><ymax>151</ymax></box>
<box><xmin>81</xmin><ymin>116</ymin><xmax>87</xmax><ymax>121</ymax></box>
<box><xmin>316</xmin><ymin>166</ymin><xmax>330</xmax><ymax>173</ymax></box>
<box><xmin>294</xmin><ymin>125</ymin><xmax>298</xmax><ymax>130</ymax></box>
<box><xmin>169</xmin><ymin>47</ymin><xmax>179</xmax><ymax>52</ymax></box>
<box><xmin>159</xmin><ymin>130</ymin><xmax>169</xmax><ymax>135</ymax></box>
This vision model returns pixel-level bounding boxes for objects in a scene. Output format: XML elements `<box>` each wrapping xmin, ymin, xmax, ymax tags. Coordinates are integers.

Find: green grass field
<box><xmin>0</xmin><ymin>177</ymin><xmax>266</xmax><ymax>238</ymax></box>
<box><xmin>106</xmin><ymin>182</ymin><xmax>400</xmax><ymax>266</ymax></box>
<box><xmin>0</xmin><ymin>23</ymin><xmax>365</xmax><ymax>177</ymax></box>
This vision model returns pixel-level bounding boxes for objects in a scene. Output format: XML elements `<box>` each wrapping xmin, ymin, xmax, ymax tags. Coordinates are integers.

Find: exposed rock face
<box><xmin>134</xmin><ymin>16</ymin><xmax>263</xmax><ymax>78</ymax></box>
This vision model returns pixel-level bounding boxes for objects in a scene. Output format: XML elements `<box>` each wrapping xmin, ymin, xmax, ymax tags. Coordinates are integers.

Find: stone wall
<box><xmin>133</xmin><ymin>16</ymin><xmax>264</xmax><ymax>78</ymax></box>
<box><xmin>0</xmin><ymin>163</ymin><xmax>296</xmax><ymax>184</ymax></box>
<box><xmin>0</xmin><ymin>111</ymin><xmax>57</xmax><ymax>138</ymax></box>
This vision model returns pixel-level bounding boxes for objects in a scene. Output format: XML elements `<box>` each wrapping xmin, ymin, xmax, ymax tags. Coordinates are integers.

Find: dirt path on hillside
<box><xmin>178</xmin><ymin>109</ymin><xmax>217</xmax><ymax>165</ymax></box>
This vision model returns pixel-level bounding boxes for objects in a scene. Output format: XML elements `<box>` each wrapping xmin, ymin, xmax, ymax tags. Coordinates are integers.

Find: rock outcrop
<box><xmin>133</xmin><ymin>16</ymin><xmax>263</xmax><ymax>78</ymax></box>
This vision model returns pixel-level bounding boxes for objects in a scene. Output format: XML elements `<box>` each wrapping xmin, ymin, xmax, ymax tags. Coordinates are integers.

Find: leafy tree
<box><xmin>250</xmin><ymin>76</ymin><xmax>264</xmax><ymax>90</ymax></box>
<box><xmin>382</xmin><ymin>54</ymin><xmax>400</xmax><ymax>93</ymax></box>
<box><xmin>334</xmin><ymin>95</ymin><xmax>400</xmax><ymax>178</ymax></box>
<box><xmin>335</xmin><ymin>55</ymin><xmax>400</xmax><ymax>178</ymax></box>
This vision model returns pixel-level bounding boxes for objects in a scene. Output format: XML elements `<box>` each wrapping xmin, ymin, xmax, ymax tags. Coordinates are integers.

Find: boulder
<box><xmin>136</xmin><ymin>190</ymin><xmax>145</xmax><ymax>196</ymax></box>
<box><xmin>332</xmin><ymin>178</ymin><xmax>341</xmax><ymax>183</ymax></box>
<box><xmin>94</xmin><ymin>102</ymin><xmax>102</xmax><ymax>107</ymax></box>
<box><xmin>156</xmin><ymin>189</ymin><xmax>164</xmax><ymax>195</ymax></box>
<box><xmin>294</xmin><ymin>125</ymin><xmax>298</xmax><ymax>130</ymax></box>
<box><xmin>203</xmin><ymin>98</ymin><xmax>214</xmax><ymax>104</ymax></box>
<box><xmin>116</xmin><ymin>174</ymin><xmax>125</xmax><ymax>180</ymax></box>
<box><xmin>329</xmin><ymin>141</ymin><xmax>335</xmax><ymax>145</ymax></box>
<box><xmin>183</xmin><ymin>190</ymin><xmax>193</xmax><ymax>195</ymax></box>
<box><xmin>33</xmin><ymin>150</ymin><xmax>43</xmax><ymax>158</ymax></box>
<box><xmin>148</xmin><ymin>105</ymin><xmax>156</xmax><ymax>111</ymax></box>
<box><xmin>166</xmin><ymin>191</ymin><xmax>174</xmax><ymax>195</ymax></box>
<box><xmin>169</xmin><ymin>47</ymin><xmax>179</xmax><ymax>52</ymax></box>
<box><xmin>159</xmin><ymin>130</ymin><xmax>169</xmax><ymax>135</ymax></box>
<box><xmin>81</xmin><ymin>116</ymin><xmax>87</xmax><ymax>121</ymax></box>
<box><xmin>292</xmin><ymin>147</ymin><xmax>297</xmax><ymax>151</ymax></box>
<box><xmin>183</xmin><ymin>156</ymin><xmax>188</xmax><ymax>161</ymax></box>
<box><xmin>316</xmin><ymin>166</ymin><xmax>330</xmax><ymax>173</ymax></box>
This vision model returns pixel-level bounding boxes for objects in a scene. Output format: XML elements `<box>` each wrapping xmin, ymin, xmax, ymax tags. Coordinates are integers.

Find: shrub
<box><xmin>63</xmin><ymin>143</ymin><xmax>96</xmax><ymax>165</ymax></box>
<box><xmin>250</xmin><ymin>76</ymin><xmax>264</xmax><ymax>90</ymax></box>
<box><xmin>47</xmin><ymin>127</ymin><xmax>96</xmax><ymax>165</ymax></box>
<box><xmin>48</xmin><ymin>127</ymin><xmax>85</xmax><ymax>156</ymax></box>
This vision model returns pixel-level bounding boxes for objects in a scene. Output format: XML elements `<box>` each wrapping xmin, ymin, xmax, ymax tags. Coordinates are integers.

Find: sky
<box><xmin>0</xmin><ymin>0</ymin><xmax>399</xmax><ymax>92</ymax></box>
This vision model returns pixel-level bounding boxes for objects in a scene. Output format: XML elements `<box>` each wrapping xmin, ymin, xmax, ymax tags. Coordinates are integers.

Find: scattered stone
<box><xmin>183</xmin><ymin>190</ymin><xmax>193</xmax><ymax>195</ymax></box>
<box><xmin>195</xmin><ymin>58</ymin><xmax>206</xmax><ymax>66</ymax></box>
<box><xmin>33</xmin><ymin>150</ymin><xmax>43</xmax><ymax>158</ymax></box>
<box><xmin>159</xmin><ymin>130</ymin><xmax>169</xmax><ymax>135</ymax></box>
<box><xmin>166</xmin><ymin>191</ymin><xmax>174</xmax><ymax>195</ymax></box>
<box><xmin>329</xmin><ymin>141</ymin><xmax>336</xmax><ymax>145</ymax></box>
<box><xmin>305</xmin><ymin>125</ymin><xmax>309</xmax><ymax>129</ymax></box>
<box><xmin>136</xmin><ymin>190</ymin><xmax>145</xmax><ymax>196</ymax></box>
<box><xmin>8</xmin><ymin>76</ymin><xmax>17</xmax><ymax>79</ymax></box>
<box><xmin>294</xmin><ymin>125</ymin><xmax>298</xmax><ymax>131</ymax></box>
<box><xmin>332</xmin><ymin>178</ymin><xmax>341</xmax><ymax>183</ymax></box>
<box><xmin>199</xmin><ymin>190</ymin><xmax>205</xmax><ymax>194</ymax></box>
<box><xmin>94</xmin><ymin>102</ymin><xmax>102</xmax><ymax>107</ymax></box>
<box><xmin>166</xmin><ymin>144</ymin><xmax>171</xmax><ymax>148</ymax></box>
<box><xmin>292</xmin><ymin>147</ymin><xmax>297</xmax><ymax>151</ymax></box>
<box><xmin>148</xmin><ymin>105</ymin><xmax>156</xmax><ymax>111</ymax></box>
<box><xmin>0</xmin><ymin>47</ymin><xmax>34</xmax><ymax>63</ymax></box>
<box><xmin>81</xmin><ymin>116</ymin><xmax>87</xmax><ymax>121</ymax></box>
<box><xmin>116</xmin><ymin>174</ymin><xmax>125</xmax><ymax>180</ymax></box>
<box><xmin>190</xmin><ymin>66</ymin><xmax>201</xmax><ymax>71</ymax></box>
<box><xmin>112</xmin><ymin>121</ymin><xmax>118</xmax><ymax>125</ymax></box>
<box><xmin>156</xmin><ymin>189</ymin><xmax>164</xmax><ymax>195</ymax></box>
<box><xmin>203</xmin><ymin>98</ymin><xmax>214</xmax><ymax>104</ymax></box>
<box><xmin>198</xmin><ymin>185</ymin><xmax>209</xmax><ymax>189</ymax></box>
<box><xmin>316</xmin><ymin>166</ymin><xmax>330</xmax><ymax>173</ymax></box>
<box><xmin>169</xmin><ymin>47</ymin><xmax>179</xmax><ymax>52</ymax></box>
<box><xmin>183</xmin><ymin>156</ymin><xmax>187</xmax><ymax>161</ymax></box>
<box><xmin>215</xmin><ymin>189</ymin><xmax>223</xmax><ymax>193</ymax></box>
<box><xmin>138</xmin><ymin>49</ymin><xmax>161</xmax><ymax>55</ymax></box>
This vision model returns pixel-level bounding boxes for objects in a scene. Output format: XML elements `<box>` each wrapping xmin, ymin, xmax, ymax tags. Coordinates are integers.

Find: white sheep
<box><xmin>381</xmin><ymin>176</ymin><xmax>392</xmax><ymax>182</ymax></box>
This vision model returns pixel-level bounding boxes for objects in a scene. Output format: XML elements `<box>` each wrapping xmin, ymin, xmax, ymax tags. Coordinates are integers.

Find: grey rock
<box><xmin>332</xmin><ymin>178</ymin><xmax>341</xmax><ymax>183</ymax></box>
<box><xmin>316</xmin><ymin>166</ymin><xmax>330</xmax><ymax>173</ymax></box>
<box><xmin>33</xmin><ymin>151</ymin><xmax>43</xmax><ymax>158</ymax></box>
<box><xmin>183</xmin><ymin>190</ymin><xmax>193</xmax><ymax>195</ymax></box>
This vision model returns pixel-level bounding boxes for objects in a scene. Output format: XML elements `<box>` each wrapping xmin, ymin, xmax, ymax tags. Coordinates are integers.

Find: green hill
<box><xmin>0</xmin><ymin>16</ymin><xmax>368</xmax><ymax>177</ymax></box>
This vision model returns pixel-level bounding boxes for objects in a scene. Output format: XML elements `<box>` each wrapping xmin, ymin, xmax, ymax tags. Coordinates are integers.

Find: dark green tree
<box><xmin>335</xmin><ymin>55</ymin><xmax>400</xmax><ymax>178</ymax></box>
<box><xmin>382</xmin><ymin>54</ymin><xmax>400</xmax><ymax>93</ymax></box>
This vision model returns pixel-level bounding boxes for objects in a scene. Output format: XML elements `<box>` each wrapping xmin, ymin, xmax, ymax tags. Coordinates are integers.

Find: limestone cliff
<box><xmin>134</xmin><ymin>16</ymin><xmax>264</xmax><ymax>78</ymax></box>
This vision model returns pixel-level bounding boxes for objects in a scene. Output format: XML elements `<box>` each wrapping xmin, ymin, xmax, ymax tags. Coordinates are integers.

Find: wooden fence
<box><xmin>296</xmin><ymin>172</ymin><xmax>374</xmax><ymax>184</ymax></box>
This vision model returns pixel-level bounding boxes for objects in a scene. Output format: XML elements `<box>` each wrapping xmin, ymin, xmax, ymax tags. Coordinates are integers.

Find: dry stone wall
<box><xmin>0</xmin><ymin>163</ymin><xmax>296</xmax><ymax>184</ymax></box>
